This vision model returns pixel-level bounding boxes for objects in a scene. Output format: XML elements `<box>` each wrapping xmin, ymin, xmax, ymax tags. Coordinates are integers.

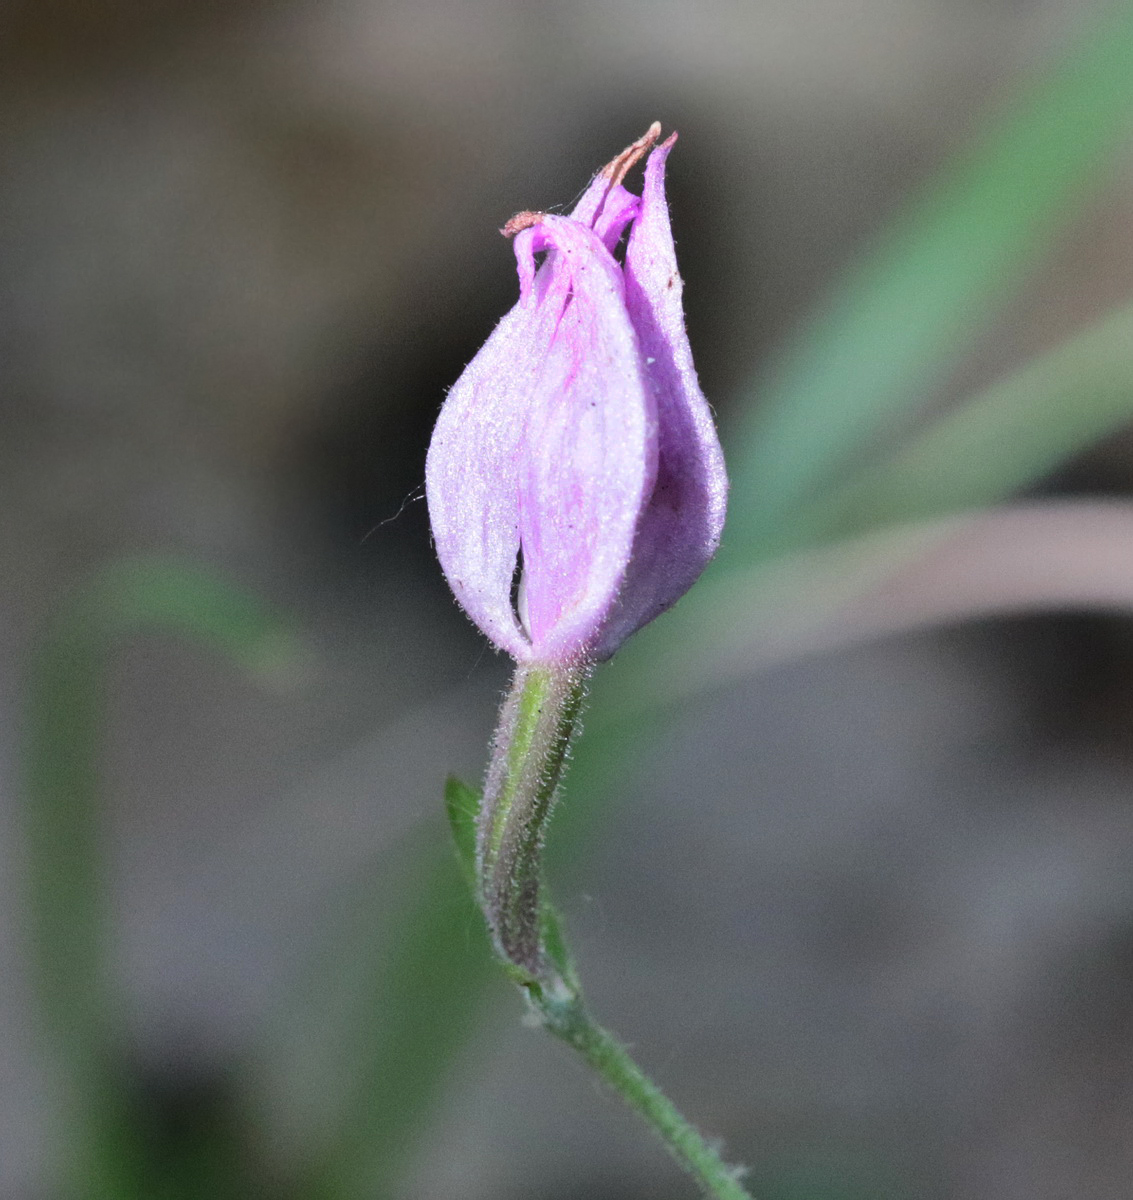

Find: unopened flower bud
<box><xmin>426</xmin><ymin>126</ymin><xmax>726</xmax><ymax>663</ymax></box>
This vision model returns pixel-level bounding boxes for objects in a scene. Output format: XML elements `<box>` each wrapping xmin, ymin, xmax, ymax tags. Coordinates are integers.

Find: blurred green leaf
<box><xmin>293</xmin><ymin>837</ymin><xmax>495</xmax><ymax>1200</ymax></box>
<box><xmin>751</xmin><ymin>1147</ymin><xmax>906</xmax><ymax>1200</ymax></box>
<box><xmin>800</xmin><ymin>298</ymin><xmax>1133</xmax><ymax>541</ymax></box>
<box><xmin>539</xmin><ymin>902</ymin><xmax>581</xmax><ymax>996</ymax></box>
<box><xmin>24</xmin><ymin>558</ymin><xmax>295</xmax><ymax>1198</ymax></box>
<box><xmin>726</xmin><ymin>0</ymin><xmax>1133</xmax><ymax>554</ymax></box>
<box><xmin>444</xmin><ymin>774</ymin><xmax>481</xmax><ymax>889</ymax></box>
<box><xmin>287</xmin><ymin>736</ymin><xmax>652</xmax><ymax>1200</ymax></box>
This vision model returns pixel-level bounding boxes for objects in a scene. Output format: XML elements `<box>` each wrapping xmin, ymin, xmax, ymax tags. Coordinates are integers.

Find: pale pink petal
<box><xmin>568</xmin><ymin>170</ymin><xmax>610</xmax><ymax>228</ymax></box>
<box><xmin>594</xmin><ymin>135</ymin><xmax>728</xmax><ymax>658</ymax></box>
<box><xmin>425</xmin><ymin>254</ymin><xmax>566</xmax><ymax>660</ymax></box>
<box><xmin>517</xmin><ymin>215</ymin><xmax>657</xmax><ymax>661</ymax></box>
<box><xmin>570</xmin><ymin>176</ymin><xmax>641</xmax><ymax>252</ymax></box>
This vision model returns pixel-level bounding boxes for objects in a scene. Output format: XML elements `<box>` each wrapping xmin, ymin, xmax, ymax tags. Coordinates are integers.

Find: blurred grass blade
<box><xmin>24</xmin><ymin>558</ymin><xmax>294</xmax><ymax>1197</ymax></box>
<box><xmin>726</xmin><ymin>0</ymin><xmax>1133</xmax><ymax>551</ymax></box>
<box><xmin>797</xmin><ymin>299</ymin><xmax>1133</xmax><ymax>541</ymax></box>
<box><xmin>285</xmin><ymin>753</ymin><xmax>643</xmax><ymax>1200</ymax></box>
<box><xmin>26</xmin><ymin>613</ymin><xmax>140</xmax><ymax>1199</ymax></box>
<box><xmin>539</xmin><ymin>902</ymin><xmax>580</xmax><ymax>995</ymax></box>
<box><xmin>293</xmin><ymin>836</ymin><xmax>496</xmax><ymax>1200</ymax></box>
<box><xmin>604</xmin><ymin>500</ymin><xmax>1133</xmax><ymax>708</ymax></box>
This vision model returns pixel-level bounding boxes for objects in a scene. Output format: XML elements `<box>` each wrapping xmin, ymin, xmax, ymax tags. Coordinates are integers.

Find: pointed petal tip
<box><xmin>647</xmin><ymin>133</ymin><xmax>678</xmax><ymax>172</ymax></box>
<box><xmin>601</xmin><ymin>123</ymin><xmax>663</xmax><ymax>187</ymax></box>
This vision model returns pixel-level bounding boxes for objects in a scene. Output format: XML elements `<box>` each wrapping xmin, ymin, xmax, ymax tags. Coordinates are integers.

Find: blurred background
<box><xmin>4</xmin><ymin>1</ymin><xmax>1133</xmax><ymax>1197</ymax></box>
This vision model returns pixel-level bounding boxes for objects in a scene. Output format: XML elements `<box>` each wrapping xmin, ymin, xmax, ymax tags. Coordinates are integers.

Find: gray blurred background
<box><xmin>4</xmin><ymin>1</ymin><xmax>1133</xmax><ymax>1197</ymax></box>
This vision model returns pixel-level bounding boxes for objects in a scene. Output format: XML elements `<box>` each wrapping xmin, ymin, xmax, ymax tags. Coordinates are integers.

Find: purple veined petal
<box><xmin>569</xmin><ymin>124</ymin><xmax>659</xmax><ymax>245</ymax></box>
<box><xmin>568</xmin><ymin>170</ymin><xmax>610</xmax><ymax>229</ymax></box>
<box><xmin>517</xmin><ymin>215</ymin><xmax>658</xmax><ymax>663</ymax></box>
<box><xmin>570</xmin><ymin>177</ymin><xmax>641</xmax><ymax>253</ymax></box>
<box><xmin>592</xmin><ymin>134</ymin><xmax>728</xmax><ymax>659</ymax></box>
<box><xmin>425</xmin><ymin>240</ymin><xmax>570</xmax><ymax>660</ymax></box>
<box><xmin>592</xmin><ymin>185</ymin><xmax>640</xmax><ymax>253</ymax></box>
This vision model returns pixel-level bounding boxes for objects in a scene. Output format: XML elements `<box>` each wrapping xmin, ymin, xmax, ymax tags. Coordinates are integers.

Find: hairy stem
<box><xmin>539</xmin><ymin>993</ymin><xmax>753</xmax><ymax>1200</ymax></box>
<box><xmin>478</xmin><ymin>664</ymin><xmax>587</xmax><ymax>974</ymax></box>
<box><xmin>469</xmin><ymin>664</ymin><xmax>754</xmax><ymax>1200</ymax></box>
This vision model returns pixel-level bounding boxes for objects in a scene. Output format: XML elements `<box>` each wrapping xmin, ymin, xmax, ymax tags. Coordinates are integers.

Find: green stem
<box><xmin>469</xmin><ymin>665</ymin><xmax>754</xmax><ymax>1199</ymax></box>
<box><xmin>478</xmin><ymin>663</ymin><xmax>587</xmax><ymax>975</ymax></box>
<box><xmin>539</xmin><ymin>994</ymin><xmax>752</xmax><ymax>1200</ymax></box>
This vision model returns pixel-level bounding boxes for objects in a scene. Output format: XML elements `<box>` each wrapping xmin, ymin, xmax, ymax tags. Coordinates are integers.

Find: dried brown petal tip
<box><xmin>501</xmin><ymin>210</ymin><xmax>546</xmax><ymax>238</ymax></box>
<box><xmin>600</xmin><ymin>122</ymin><xmax>662</xmax><ymax>187</ymax></box>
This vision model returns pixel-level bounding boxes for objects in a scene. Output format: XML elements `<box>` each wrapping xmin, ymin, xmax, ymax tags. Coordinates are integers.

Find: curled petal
<box><xmin>593</xmin><ymin>136</ymin><xmax>728</xmax><ymax>658</ymax></box>
<box><xmin>571</xmin><ymin>177</ymin><xmax>641</xmax><ymax>252</ymax></box>
<box><xmin>569</xmin><ymin>121</ymin><xmax>659</xmax><ymax>233</ymax></box>
<box><xmin>569</xmin><ymin>170</ymin><xmax>612</xmax><ymax>229</ymax></box>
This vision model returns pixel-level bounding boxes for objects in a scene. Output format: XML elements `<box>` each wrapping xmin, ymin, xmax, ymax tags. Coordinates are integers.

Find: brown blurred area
<box><xmin>3</xmin><ymin>2</ymin><xmax>1133</xmax><ymax>1197</ymax></box>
